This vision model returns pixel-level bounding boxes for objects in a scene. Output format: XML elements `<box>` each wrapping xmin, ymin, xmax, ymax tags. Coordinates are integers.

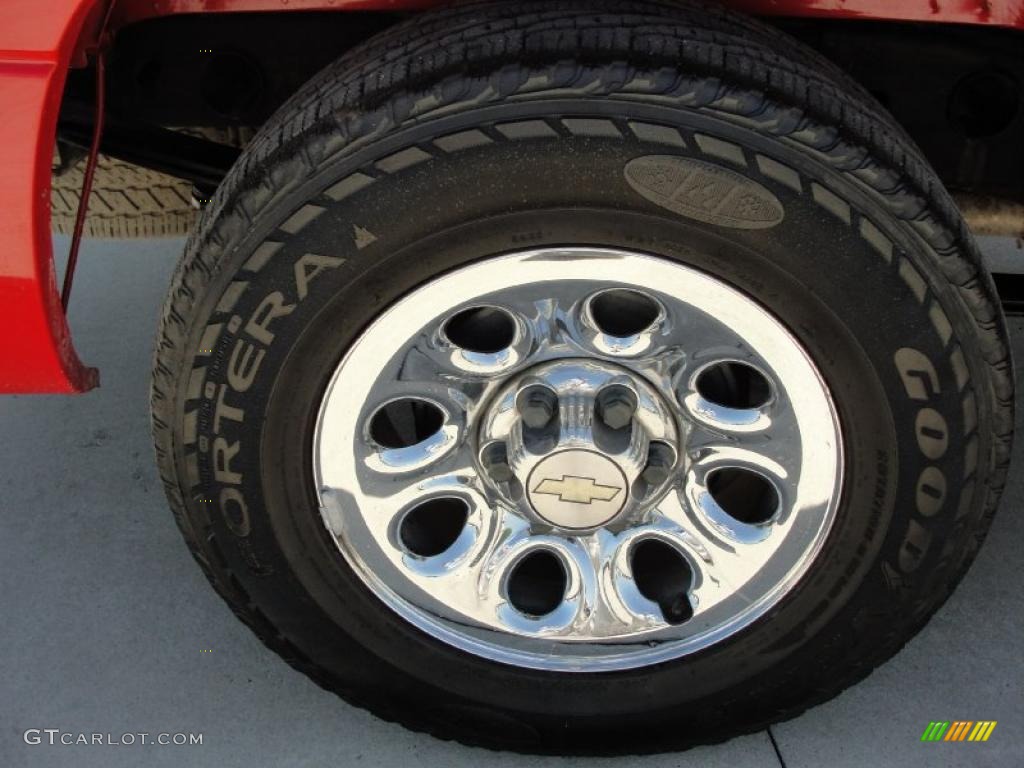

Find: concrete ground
<box><xmin>1</xmin><ymin>236</ymin><xmax>1020</xmax><ymax>768</ymax></box>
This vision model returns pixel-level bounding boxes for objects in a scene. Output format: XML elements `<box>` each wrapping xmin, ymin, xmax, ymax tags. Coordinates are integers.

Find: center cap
<box><xmin>479</xmin><ymin>358</ymin><xmax>682</xmax><ymax>532</ymax></box>
<box><xmin>526</xmin><ymin>450</ymin><xmax>628</xmax><ymax>529</ymax></box>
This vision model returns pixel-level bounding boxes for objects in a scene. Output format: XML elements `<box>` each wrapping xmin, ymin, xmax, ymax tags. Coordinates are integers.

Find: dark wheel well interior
<box><xmin>56</xmin><ymin>13</ymin><xmax>1024</xmax><ymax>211</ymax></box>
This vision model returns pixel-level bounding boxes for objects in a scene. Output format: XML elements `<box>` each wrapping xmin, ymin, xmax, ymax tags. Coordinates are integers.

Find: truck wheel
<box><xmin>150</xmin><ymin>0</ymin><xmax>1013</xmax><ymax>753</ymax></box>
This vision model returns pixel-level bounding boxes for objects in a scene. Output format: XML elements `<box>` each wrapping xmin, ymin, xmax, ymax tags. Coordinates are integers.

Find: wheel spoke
<box><xmin>684</xmin><ymin>394</ymin><xmax>801</xmax><ymax>478</ymax></box>
<box><xmin>354</xmin><ymin>435</ymin><xmax>483</xmax><ymax>505</ymax></box>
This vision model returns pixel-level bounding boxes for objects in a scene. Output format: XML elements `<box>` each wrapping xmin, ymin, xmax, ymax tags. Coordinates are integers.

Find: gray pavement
<box><xmin>0</xmin><ymin>236</ymin><xmax>1020</xmax><ymax>767</ymax></box>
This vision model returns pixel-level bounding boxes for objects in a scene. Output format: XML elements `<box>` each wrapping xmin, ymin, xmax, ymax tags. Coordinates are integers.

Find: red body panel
<box><xmin>109</xmin><ymin>0</ymin><xmax>1024</xmax><ymax>29</ymax></box>
<box><xmin>1</xmin><ymin>0</ymin><xmax>1022</xmax><ymax>394</ymax></box>
<box><xmin>730</xmin><ymin>0</ymin><xmax>1024</xmax><ymax>27</ymax></box>
<box><xmin>0</xmin><ymin>0</ymin><xmax>102</xmax><ymax>394</ymax></box>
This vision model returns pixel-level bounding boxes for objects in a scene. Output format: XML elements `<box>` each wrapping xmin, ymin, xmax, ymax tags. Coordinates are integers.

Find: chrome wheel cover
<box><xmin>313</xmin><ymin>248</ymin><xmax>843</xmax><ymax>672</ymax></box>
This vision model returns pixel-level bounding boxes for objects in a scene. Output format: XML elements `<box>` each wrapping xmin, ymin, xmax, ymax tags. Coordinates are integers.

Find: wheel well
<box><xmin>56</xmin><ymin>12</ymin><xmax>1024</xmax><ymax>209</ymax></box>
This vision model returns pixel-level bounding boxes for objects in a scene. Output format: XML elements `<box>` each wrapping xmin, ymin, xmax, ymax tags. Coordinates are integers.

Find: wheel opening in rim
<box><xmin>368</xmin><ymin>398</ymin><xmax>445</xmax><ymax>449</ymax></box>
<box><xmin>398</xmin><ymin>497</ymin><xmax>468</xmax><ymax>557</ymax></box>
<box><xmin>506</xmin><ymin>550</ymin><xmax>567</xmax><ymax>617</ymax></box>
<box><xmin>443</xmin><ymin>306</ymin><xmax>516</xmax><ymax>353</ymax></box>
<box><xmin>707</xmin><ymin>468</ymin><xmax>779</xmax><ymax>524</ymax></box>
<box><xmin>630</xmin><ymin>538</ymin><xmax>694</xmax><ymax>625</ymax></box>
<box><xmin>589</xmin><ymin>289</ymin><xmax>660</xmax><ymax>337</ymax></box>
<box><xmin>696</xmin><ymin>361</ymin><xmax>772</xmax><ymax>410</ymax></box>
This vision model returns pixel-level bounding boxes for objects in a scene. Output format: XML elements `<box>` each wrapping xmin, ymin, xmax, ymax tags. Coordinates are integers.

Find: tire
<box><xmin>50</xmin><ymin>129</ymin><xmax>250</xmax><ymax>238</ymax></box>
<box><xmin>51</xmin><ymin>154</ymin><xmax>197</xmax><ymax>238</ymax></box>
<box><xmin>150</xmin><ymin>0</ymin><xmax>1013</xmax><ymax>754</ymax></box>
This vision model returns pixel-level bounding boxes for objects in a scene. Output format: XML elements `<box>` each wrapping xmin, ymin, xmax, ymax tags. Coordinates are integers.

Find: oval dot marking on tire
<box><xmin>624</xmin><ymin>155</ymin><xmax>784</xmax><ymax>229</ymax></box>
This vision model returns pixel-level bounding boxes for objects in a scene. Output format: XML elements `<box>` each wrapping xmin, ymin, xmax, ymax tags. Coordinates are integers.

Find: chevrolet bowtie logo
<box><xmin>532</xmin><ymin>475</ymin><xmax>622</xmax><ymax>505</ymax></box>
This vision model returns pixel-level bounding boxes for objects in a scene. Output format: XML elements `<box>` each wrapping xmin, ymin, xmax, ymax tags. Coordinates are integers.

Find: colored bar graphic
<box><xmin>921</xmin><ymin>720</ymin><xmax>996</xmax><ymax>742</ymax></box>
<box><xmin>970</xmin><ymin>722</ymin><xmax>998</xmax><ymax>742</ymax></box>
<box><xmin>944</xmin><ymin>721</ymin><xmax>972</xmax><ymax>741</ymax></box>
